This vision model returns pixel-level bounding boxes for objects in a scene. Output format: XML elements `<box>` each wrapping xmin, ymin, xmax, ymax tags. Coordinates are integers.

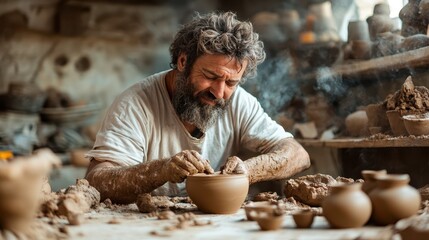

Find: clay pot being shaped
<box><xmin>369</xmin><ymin>174</ymin><xmax>421</xmax><ymax>226</ymax></box>
<box><xmin>402</xmin><ymin>113</ymin><xmax>429</xmax><ymax>136</ymax></box>
<box><xmin>322</xmin><ymin>182</ymin><xmax>372</xmax><ymax>228</ymax></box>
<box><xmin>361</xmin><ymin>169</ymin><xmax>387</xmax><ymax>194</ymax></box>
<box><xmin>186</xmin><ymin>173</ymin><xmax>249</xmax><ymax>214</ymax></box>
<box><xmin>253</xmin><ymin>207</ymin><xmax>284</xmax><ymax>231</ymax></box>
<box><xmin>292</xmin><ymin>209</ymin><xmax>315</xmax><ymax>228</ymax></box>
<box><xmin>244</xmin><ymin>201</ymin><xmax>278</xmax><ymax>221</ymax></box>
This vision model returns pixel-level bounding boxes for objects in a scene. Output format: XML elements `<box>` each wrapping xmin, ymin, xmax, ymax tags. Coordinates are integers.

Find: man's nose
<box><xmin>210</xmin><ymin>81</ymin><xmax>226</xmax><ymax>99</ymax></box>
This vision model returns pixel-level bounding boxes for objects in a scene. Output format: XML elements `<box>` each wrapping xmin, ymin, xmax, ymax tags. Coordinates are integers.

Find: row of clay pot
<box><xmin>386</xmin><ymin>110</ymin><xmax>429</xmax><ymax>136</ymax></box>
<box><xmin>244</xmin><ymin>202</ymin><xmax>317</xmax><ymax>231</ymax></box>
<box><xmin>322</xmin><ymin>170</ymin><xmax>421</xmax><ymax>229</ymax></box>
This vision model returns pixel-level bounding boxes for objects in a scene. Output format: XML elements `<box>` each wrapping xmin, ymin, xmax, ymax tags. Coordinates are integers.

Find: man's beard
<box><xmin>172</xmin><ymin>72</ymin><xmax>231</xmax><ymax>132</ymax></box>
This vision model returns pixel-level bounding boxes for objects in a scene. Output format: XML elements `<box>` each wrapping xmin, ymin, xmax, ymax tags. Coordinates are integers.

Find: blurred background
<box><xmin>3</xmin><ymin>0</ymin><xmax>428</xmax><ymax>190</ymax></box>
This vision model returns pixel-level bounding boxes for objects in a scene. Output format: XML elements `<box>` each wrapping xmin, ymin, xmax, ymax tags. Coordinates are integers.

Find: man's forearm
<box><xmin>244</xmin><ymin>138</ymin><xmax>310</xmax><ymax>184</ymax></box>
<box><xmin>85</xmin><ymin>159</ymin><xmax>168</xmax><ymax>204</ymax></box>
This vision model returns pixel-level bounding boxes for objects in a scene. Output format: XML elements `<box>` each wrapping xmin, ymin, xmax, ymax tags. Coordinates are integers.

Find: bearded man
<box><xmin>85</xmin><ymin>11</ymin><xmax>310</xmax><ymax>203</ymax></box>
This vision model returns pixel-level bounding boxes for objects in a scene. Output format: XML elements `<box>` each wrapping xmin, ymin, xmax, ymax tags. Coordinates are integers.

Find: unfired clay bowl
<box><xmin>402</xmin><ymin>113</ymin><xmax>429</xmax><ymax>136</ymax></box>
<box><xmin>292</xmin><ymin>209</ymin><xmax>315</xmax><ymax>228</ymax></box>
<box><xmin>244</xmin><ymin>201</ymin><xmax>278</xmax><ymax>221</ymax></box>
<box><xmin>253</xmin><ymin>210</ymin><xmax>284</xmax><ymax>231</ymax></box>
<box><xmin>186</xmin><ymin>173</ymin><xmax>249</xmax><ymax>214</ymax></box>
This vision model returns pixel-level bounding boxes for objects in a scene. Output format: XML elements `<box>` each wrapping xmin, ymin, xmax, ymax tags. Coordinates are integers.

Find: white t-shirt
<box><xmin>86</xmin><ymin>70</ymin><xmax>293</xmax><ymax>196</ymax></box>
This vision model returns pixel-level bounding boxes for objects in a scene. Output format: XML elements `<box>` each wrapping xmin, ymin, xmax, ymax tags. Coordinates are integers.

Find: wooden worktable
<box><xmin>61</xmin><ymin>204</ymin><xmax>393</xmax><ymax>240</ymax></box>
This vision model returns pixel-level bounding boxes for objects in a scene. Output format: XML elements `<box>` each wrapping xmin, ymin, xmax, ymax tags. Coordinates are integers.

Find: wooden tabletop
<box><xmin>62</xmin><ymin>204</ymin><xmax>393</xmax><ymax>240</ymax></box>
<box><xmin>298</xmin><ymin>136</ymin><xmax>429</xmax><ymax>148</ymax></box>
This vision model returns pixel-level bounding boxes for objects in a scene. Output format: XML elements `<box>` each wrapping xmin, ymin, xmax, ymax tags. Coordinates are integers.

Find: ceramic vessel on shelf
<box><xmin>361</xmin><ymin>169</ymin><xmax>387</xmax><ymax>194</ymax></box>
<box><xmin>244</xmin><ymin>201</ymin><xmax>278</xmax><ymax>221</ymax></box>
<box><xmin>386</xmin><ymin>110</ymin><xmax>409</xmax><ymax>136</ymax></box>
<box><xmin>322</xmin><ymin>182</ymin><xmax>371</xmax><ymax>228</ymax></box>
<box><xmin>402</xmin><ymin>113</ymin><xmax>429</xmax><ymax>136</ymax></box>
<box><xmin>292</xmin><ymin>209</ymin><xmax>315</xmax><ymax>228</ymax></box>
<box><xmin>369</xmin><ymin>174</ymin><xmax>421</xmax><ymax>226</ymax></box>
<box><xmin>186</xmin><ymin>173</ymin><xmax>249</xmax><ymax>214</ymax></box>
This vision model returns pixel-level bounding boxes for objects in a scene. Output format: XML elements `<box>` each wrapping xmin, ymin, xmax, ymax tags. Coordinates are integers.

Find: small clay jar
<box><xmin>402</xmin><ymin>113</ymin><xmax>429</xmax><ymax>136</ymax></box>
<box><xmin>186</xmin><ymin>173</ymin><xmax>249</xmax><ymax>214</ymax></box>
<box><xmin>322</xmin><ymin>182</ymin><xmax>372</xmax><ymax>229</ymax></box>
<box><xmin>253</xmin><ymin>208</ymin><xmax>284</xmax><ymax>231</ymax></box>
<box><xmin>292</xmin><ymin>209</ymin><xmax>315</xmax><ymax>228</ymax></box>
<box><xmin>244</xmin><ymin>201</ymin><xmax>277</xmax><ymax>221</ymax></box>
<box><xmin>369</xmin><ymin>174</ymin><xmax>421</xmax><ymax>226</ymax></box>
<box><xmin>361</xmin><ymin>169</ymin><xmax>387</xmax><ymax>194</ymax></box>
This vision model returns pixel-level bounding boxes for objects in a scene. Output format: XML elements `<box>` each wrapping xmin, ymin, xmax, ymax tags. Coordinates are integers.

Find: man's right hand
<box><xmin>162</xmin><ymin>150</ymin><xmax>214</xmax><ymax>183</ymax></box>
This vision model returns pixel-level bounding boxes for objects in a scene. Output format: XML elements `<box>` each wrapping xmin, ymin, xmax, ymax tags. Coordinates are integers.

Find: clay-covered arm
<box><xmin>85</xmin><ymin>159</ymin><xmax>168</xmax><ymax>204</ymax></box>
<box><xmin>222</xmin><ymin>138</ymin><xmax>310</xmax><ymax>184</ymax></box>
<box><xmin>85</xmin><ymin>150</ymin><xmax>214</xmax><ymax>204</ymax></box>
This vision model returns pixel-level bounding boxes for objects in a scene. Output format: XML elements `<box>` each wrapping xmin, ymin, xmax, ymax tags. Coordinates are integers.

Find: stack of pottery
<box><xmin>322</xmin><ymin>182</ymin><xmax>372</xmax><ymax>228</ymax></box>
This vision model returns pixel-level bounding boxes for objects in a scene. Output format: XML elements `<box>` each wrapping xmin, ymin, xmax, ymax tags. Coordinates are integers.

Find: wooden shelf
<box><xmin>298</xmin><ymin>46</ymin><xmax>429</xmax><ymax>82</ymax></box>
<box><xmin>298</xmin><ymin>137</ymin><xmax>429</xmax><ymax>148</ymax></box>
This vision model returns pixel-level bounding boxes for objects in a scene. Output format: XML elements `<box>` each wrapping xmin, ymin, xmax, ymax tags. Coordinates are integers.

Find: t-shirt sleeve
<box><xmin>234</xmin><ymin>88</ymin><xmax>293</xmax><ymax>154</ymax></box>
<box><xmin>85</xmin><ymin>90</ymin><xmax>148</xmax><ymax>166</ymax></box>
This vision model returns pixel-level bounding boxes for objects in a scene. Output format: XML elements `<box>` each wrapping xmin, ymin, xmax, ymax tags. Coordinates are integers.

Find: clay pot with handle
<box><xmin>369</xmin><ymin>174</ymin><xmax>421</xmax><ymax>226</ymax></box>
<box><xmin>322</xmin><ymin>182</ymin><xmax>372</xmax><ymax>228</ymax></box>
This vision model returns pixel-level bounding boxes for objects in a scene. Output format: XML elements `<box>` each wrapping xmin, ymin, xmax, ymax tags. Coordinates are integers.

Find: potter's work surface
<box><xmin>59</xmin><ymin>204</ymin><xmax>392</xmax><ymax>240</ymax></box>
<box><xmin>298</xmin><ymin>136</ymin><xmax>429</xmax><ymax>148</ymax></box>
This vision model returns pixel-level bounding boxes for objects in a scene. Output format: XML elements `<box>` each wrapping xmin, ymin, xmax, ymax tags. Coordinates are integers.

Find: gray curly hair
<box><xmin>169</xmin><ymin>11</ymin><xmax>266</xmax><ymax>82</ymax></box>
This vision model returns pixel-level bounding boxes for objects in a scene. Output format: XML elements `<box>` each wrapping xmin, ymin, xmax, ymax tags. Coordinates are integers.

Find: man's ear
<box><xmin>177</xmin><ymin>53</ymin><xmax>187</xmax><ymax>72</ymax></box>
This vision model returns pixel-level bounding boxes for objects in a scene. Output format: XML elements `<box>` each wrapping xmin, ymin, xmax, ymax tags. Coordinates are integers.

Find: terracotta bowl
<box><xmin>386</xmin><ymin>110</ymin><xmax>408</xmax><ymax>136</ymax></box>
<box><xmin>292</xmin><ymin>209</ymin><xmax>315</xmax><ymax>228</ymax></box>
<box><xmin>244</xmin><ymin>201</ymin><xmax>278</xmax><ymax>221</ymax></box>
<box><xmin>402</xmin><ymin>113</ymin><xmax>429</xmax><ymax>136</ymax></box>
<box><xmin>186</xmin><ymin>173</ymin><xmax>249</xmax><ymax>214</ymax></box>
<box><xmin>254</xmin><ymin>211</ymin><xmax>284</xmax><ymax>231</ymax></box>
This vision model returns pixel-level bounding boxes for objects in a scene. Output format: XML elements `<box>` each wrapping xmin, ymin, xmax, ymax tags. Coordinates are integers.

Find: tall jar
<box><xmin>322</xmin><ymin>183</ymin><xmax>372</xmax><ymax>228</ymax></box>
<box><xmin>361</xmin><ymin>169</ymin><xmax>387</xmax><ymax>194</ymax></box>
<box><xmin>369</xmin><ymin>174</ymin><xmax>421</xmax><ymax>226</ymax></box>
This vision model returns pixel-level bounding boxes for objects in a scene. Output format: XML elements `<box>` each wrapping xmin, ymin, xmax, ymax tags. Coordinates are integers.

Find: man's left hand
<box><xmin>220</xmin><ymin>156</ymin><xmax>248</xmax><ymax>175</ymax></box>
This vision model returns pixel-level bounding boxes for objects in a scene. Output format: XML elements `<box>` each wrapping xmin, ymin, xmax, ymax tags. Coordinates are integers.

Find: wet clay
<box><xmin>40</xmin><ymin>178</ymin><xmax>101</xmax><ymax>225</ymax></box>
<box><xmin>284</xmin><ymin>173</ymin><xmax>361</xmax><ymax>206</ymax></box>
<box><xmin>253</xmin><ymin>192</ymin><xmax>279</xmax><ymax>202</ymax></box>
<box><xmin>386</xmin><ymin>76</ymin><xmax>429</xmax><ymax>112</ymax></box>
<box><xmin>136</xmin><ymin>193</ymin><xmax>174</xmax><ymax>213</ymax></box>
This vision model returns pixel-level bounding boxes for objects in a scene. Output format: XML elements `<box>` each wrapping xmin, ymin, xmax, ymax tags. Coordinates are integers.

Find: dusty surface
<box><xmin>56</xmin><ymin>202</ymin><xmax>394</xmax><ymax>240</ymax></box>
<box><xmin>386</xmin><ymin>76</ymin><xmax>429</xmax><ymax>112</ymax></box>
<box><xmin>284</xmin><ymin>174</ymin><xmax>362</xmax><ymax>207</ymax></box>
